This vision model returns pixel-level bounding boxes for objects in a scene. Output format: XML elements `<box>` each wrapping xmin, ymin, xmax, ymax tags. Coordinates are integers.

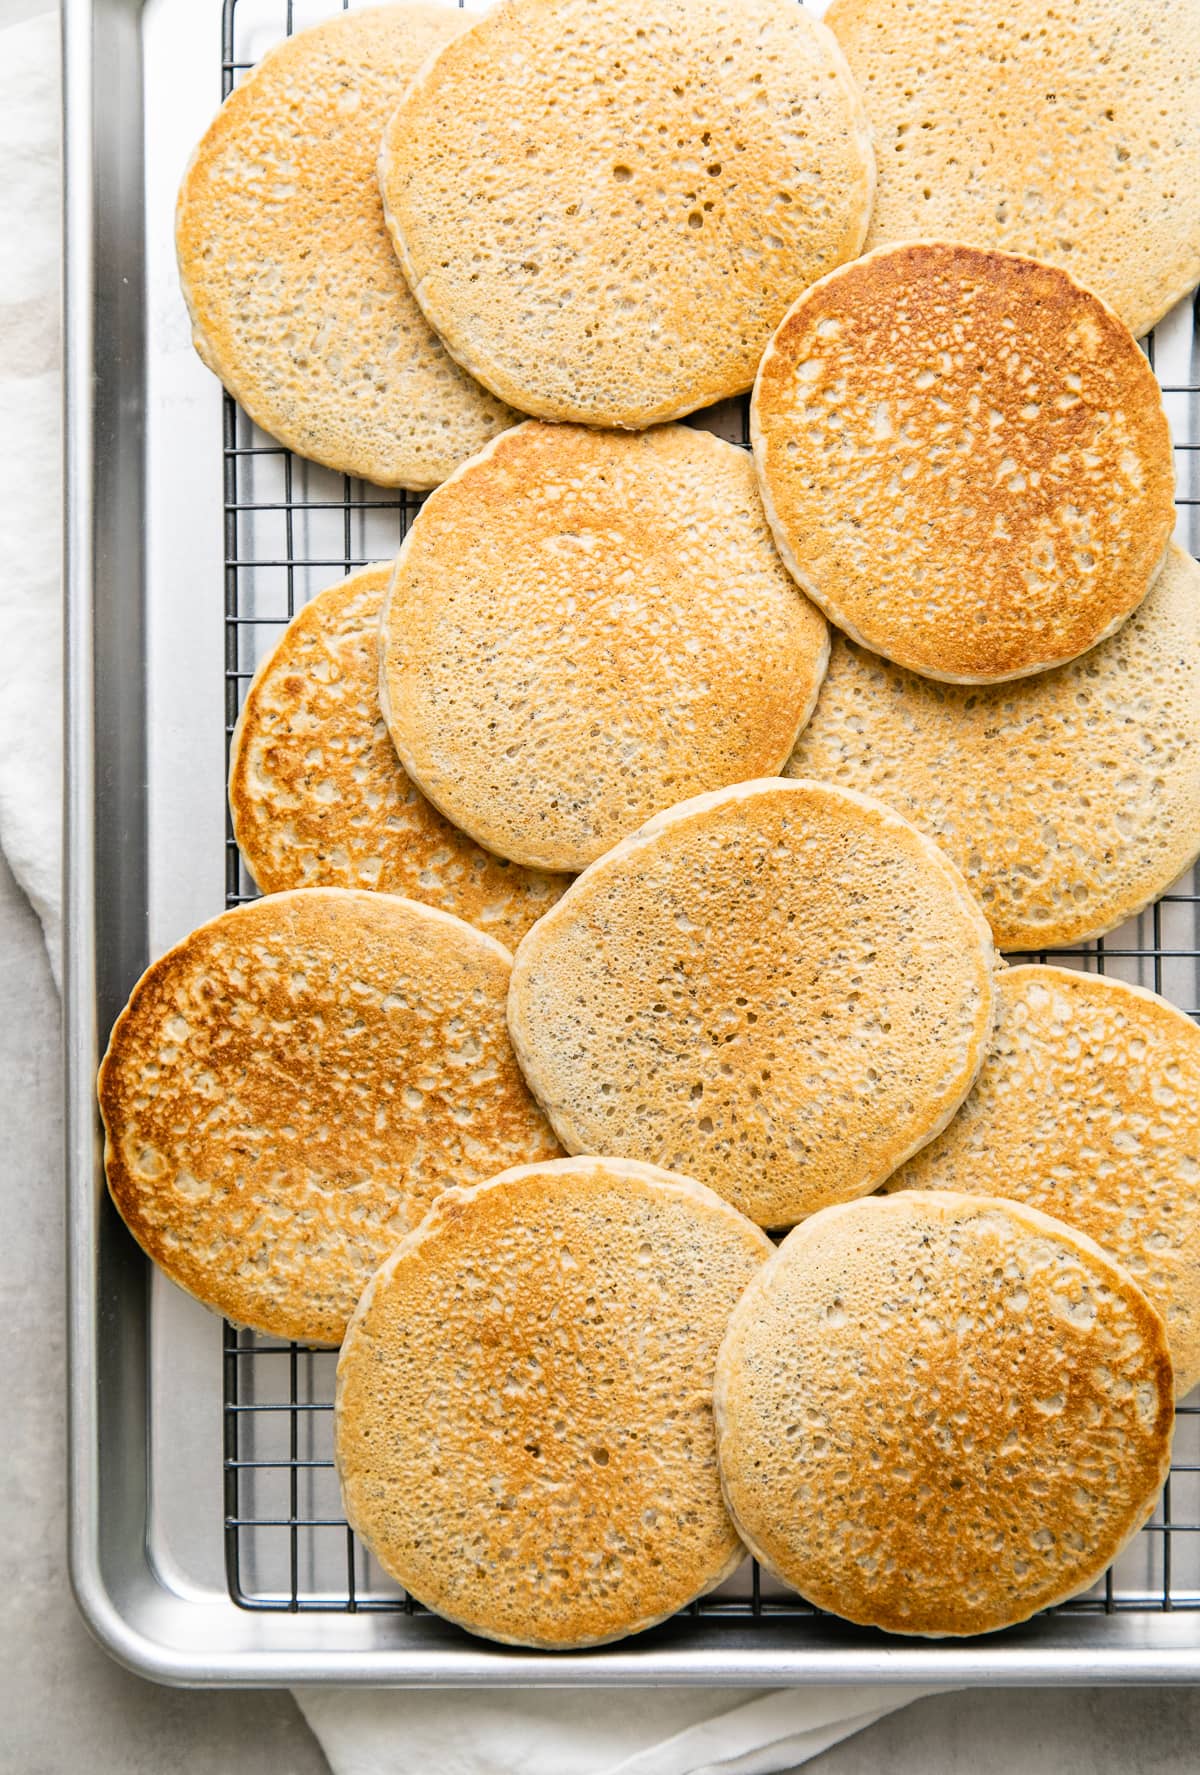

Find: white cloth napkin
<box><xmin>296</xmin><ymin>1683</ymin><xmax>943</xmax><ymax>1775</ymax></box>
<box><xmin>0</xmin><ymin>7</ymin><xmax>63</xmax><ymax>985</ymax></box>
<box><xmin>0</xmin><ymin>8</ymin><xmax>942</xmax><ymax>1770</ymax></box>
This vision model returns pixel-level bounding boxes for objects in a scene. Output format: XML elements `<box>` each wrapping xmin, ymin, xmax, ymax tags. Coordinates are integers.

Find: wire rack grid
<box><xmin>217</xmin><ymin>0</ymin><xmax>1200</xmax><ymax>1626</ymax></box>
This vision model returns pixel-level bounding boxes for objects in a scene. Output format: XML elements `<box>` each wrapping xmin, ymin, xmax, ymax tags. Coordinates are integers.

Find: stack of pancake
<box><xmin>101</xmin><ymin>0</ymin><xmax>1200</xmax><ymax>1647</ymax></box>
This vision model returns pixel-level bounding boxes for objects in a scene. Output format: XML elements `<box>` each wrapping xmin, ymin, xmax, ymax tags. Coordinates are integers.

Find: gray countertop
<box><xmin>5</xmin><ymin>854</ymin><xmax>1200</xmax><ymax>1770</ymax></box>
<box><xmin>0</xmin><ymin>851</ymin><xmax>330</xmax><ymax>1774</ymax></box>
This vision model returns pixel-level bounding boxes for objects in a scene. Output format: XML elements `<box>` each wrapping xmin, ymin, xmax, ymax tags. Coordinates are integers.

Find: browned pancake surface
<box><xmin>828</xmin><ymin>0</ymin><xmax>1200</xmax><ymax>339</ymax></box>
<box><xmin>508</xmin><ymin>779</ymin><xmax>995</xmax><ymax>1225</ymax></box>
<box><xmin>715</xmin><ymin>1191</ymin><xmax>1174</xmax><ymax>1635</ymax></box>
<box><xmin>336</xmin><ymin>1157</ymin><xmax>772</xmax><ymax>1646</ymax></box>
<box><xmin>379</xmin><ymin>0</ymin><xmax>873</xmax><ymax>425</ymax></box>
<box><xmin>380</xmin><ymin>423</ymin><xmax>830</xmax><ymax>872</ymax></box>
<box><xmin>788</xmin><ymin>544</ymin><xmax>1200</xmax><ymax>949</ymax></box>
<box><xmin>99</xmin><ymin>890</ymin><xmax>560</xmax><ymax>1342</ymax></box>
<box><xmin>753</xmin><ymin>243</ymin><xmax>1174</xmax><ymax>682</ymax></box>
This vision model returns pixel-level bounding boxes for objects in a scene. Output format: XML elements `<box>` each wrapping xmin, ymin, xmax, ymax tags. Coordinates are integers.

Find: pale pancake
<box><xmin>507</xmin><ymin>779</ymin><xmax>996</xmax><ymax>1227</ymax></box>
<box><xmin>714</xmin><ymin>1191</ymin><xmax>1174</xmax><ymax>1637</ymax></box>
<box><xmin>176</xmin><ymin>5</ymin><xmax>517</xmax><ymax>488</ymax></box>
<box><xmin>98</xmin><ymin>890</ymin><xmax>560</xmax><ymax>1344</ymax></box>
<box><xmin>379</xmin><ymin>423</ymin><xmax>830</xmax><ymax>872</ymax></box>
<box><xmin>378</xmin><ymin>0</ymin><xmax>874</xmax><ymax>427</ymax></box>
<box><xmin>752</xmin><ymin>242</ymin><xmax>1175</xmax><ymax>684</ymax></box>
<box><xmin>335</xmin><ymin>1157</ymin><xmax>773</xmax><ymax>1648</ymax></box>
<box><xmin>787</xmin><ymin>544</ymin><xmax>1200</xmax><ymax>952</ymax></box>
<box><xmin>228</xmin><ymin>565</ymin><xmax>567</xmax><ymax>948</ymax></box>
<box><xmin>886</xmin><ymin>966</ymin><xmax>1200</xmax><ymax>1399</ymax></box>
<box><xmin>827</xmin><ymin>0</ymin><xmax>1200</xmax><ymax>339</ymax></box>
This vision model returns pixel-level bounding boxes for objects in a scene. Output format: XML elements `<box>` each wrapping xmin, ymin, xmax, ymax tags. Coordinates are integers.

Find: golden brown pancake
<box><xmin>715</xmin><ymin>1191</ymin><xmax>1174</xmax><ymax>1635</ymax></box>
<box><xmin>98</xmin><ymin>889</ymin><xmax>560</xmax><ymax>1343</ymax></box>
<box><xmin>176</xmin><ymin>4</ymin><xmax>517</xmax><ymax>487</ymax></box>
<box><xmin>379</xmin><ymin>422</ymin><xmax>830</xmax><ymax>872</ymax></box>
<box><xmin>507</xmin><ymin>778</ymin><xmax>996</xmax><ymax>1226</ymax></box>
<box><xmin>378</xmin><ymin>0</ymin><xmax>874</xmax><ymax>426</ymax></box>
<box><xmin>752</xmin><ymin>242</ymin><xmax>1174</xmax><ymax>683</ymax></box>
<box><xmin>335</xmin><ymin>1156</ymin><xmax>773</xmax><ymax>1647</ymax></box>
<box><xmin>787</xmin><ymin>544</ymin><xmax>1200</xmax><ymax>951</ymax></box>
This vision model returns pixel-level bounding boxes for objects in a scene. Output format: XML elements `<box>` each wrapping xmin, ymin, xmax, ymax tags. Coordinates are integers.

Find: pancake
<box><xmin>378</xmin><ymin>0</ymin><xmax>874</xmax><ymax>427</ymax></box>
<box><xmin>379</xmin><ymin>422</ymin><xmax>830</xmax><ymax>872</ymax></box>
<box><xmin>98</xmin><ymin>889</ymin><xmax>560</xmax><ymax>1344</ymax></box>
<box><xmin>885</xmin><ymin>966</ymin><xmax>1200</xmax><ymax>1399</ymax></box>
<box><xmin>787</xmin><ymin>544</ymin><xmax>1200</xmax><ymax>952</ymax></box>
<box><xmin>228</xmin><ymin>565</ymin><xmax>567</xmax><ymax>948</ymax></box>
<box><xmin>334</xmin><ymin>1156</ymin><xmax>773</xmax><ymax>1648</ymax></box>
<box><xmin>752</xmin><ymin>242</ymin><xmax>1175</xmax><ymax>684</ymax></box>
<box><xmin>826</xmin><ymin>0</ymin><xmax>1200</xmax><ymax>340</ymax></box>
<box><xmin>176</xmin><ymin>4</ymin><xmax>517</xmax><ymax>488</ymax></box>
<box><xmin>714</xmin><ymin>1191</ymin><xmax>1174</xmax><ymax>1637</ymax></box>
<box><xmin>507</xmin><ymin>779</ymin><xmax>996</xmax><ymax>1227</ymax></box>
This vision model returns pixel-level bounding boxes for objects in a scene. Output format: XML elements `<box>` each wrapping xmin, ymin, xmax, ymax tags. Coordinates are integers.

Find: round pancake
<box><xmin>379</xmin><ymin>423</ymin><xmax>831</xmax><ymax>872</ymax></box>
<box><xmin>98</xmin><ymin>890</ymin><xmax>560</xmax><ymax>1344</ymax></box>
<box><xmin>507</xmin><ymin>779</ymin><xmax>996</xmax><ymax>1227</ymax></box>
<box><xmin>885</xmin><ymin>966</ymin><xmax>1200</xmax><ymax>1399</ymax></box>
<box><xmin>787</xmin><ymin>543</ymin><xmax>1200</xmax><ymax>952</ymax></box>
<box><xmin>752</xmin><ymin>242</ymin><xmax>1175</xmax><ymax>684</ymax></box>
<box><xmin>176</xmin><ymin>5</ymin><xmax>517</xmax><ymax>488</ymax></box>
<box><xmin>826</xmin><ymin>0</ymin><xmax>1200</xmax><ymax>340</ymax></box>
<box><xmin>714</xmin><ymin>1191</ymin><xmax>1174</xmax><ymax>1637</ymax></box>
<box><xmin>334</xmin><ymin>1156</ymin><xmax>773</xmax><ymax>1648</ymax></box>
<box><xmin>378</xmin><ymin>0</ymin><xmax>874</xmax><ymax>427</ymax></box>
<box><xmin>228</xmin><ymin>565</ymin><xmax>567</xmax><ymax>948</ymax></box>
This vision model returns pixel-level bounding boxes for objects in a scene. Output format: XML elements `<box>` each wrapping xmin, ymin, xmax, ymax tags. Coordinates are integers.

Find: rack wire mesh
<box><xmin>218</xmin><ymin>0</ymin><xmax>1200</xmax><ymax>1622</ymax></box>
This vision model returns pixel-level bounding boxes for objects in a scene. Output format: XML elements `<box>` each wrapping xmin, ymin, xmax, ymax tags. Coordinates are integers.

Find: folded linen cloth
<box><xmin>0</xmin><ymin>7</ymin><xmax>62</xmax><ymax>984</ymax></box>
<box><xmin>296</xmin><ymin>1683</ymin><xmax>943</xmax><ymax>1775</ymax></box>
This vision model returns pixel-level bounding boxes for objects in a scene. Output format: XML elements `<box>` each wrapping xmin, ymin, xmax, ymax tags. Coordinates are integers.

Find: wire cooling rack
<box><xmin>218</xmin><ymin>0</ymin><xmax>1200</xmax><ymax>1621</ymax></box>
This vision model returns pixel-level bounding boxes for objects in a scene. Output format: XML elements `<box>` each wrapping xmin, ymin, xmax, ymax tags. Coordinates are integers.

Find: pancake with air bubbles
<box><xmin>378</xmin><ymin>0</ymin><xmax>874</xmax><ymax>427</ymax></box>
<box><xmin>714</xmin><ymin>1191</ymin><xmax>1174</xmax><ymax>1637</ymax></box>
<box><xmin>335</xmin><ymin>1156</ymin><xmax>773</xmax><ymax>1648</ymax></box>
<box><xmin>886</xmin><ymin>965</ymin><xmax>1200</xmax><ymax>1399</ymax></box>
<box><xmin>98</xmin><ymin>889</ymin><xmax>560</xmax><ymax>1344</ymax></box>
<box><xmin>507</xmin><ymin>778</ymin><xmax>996</xmax><ymax>1227</ymax></box>
<box><xmin>379</xmin><ymin>422</ymin><xmax>830</xmax><ymax>873</ymax></box>
<box><xmin>176</xmin><ymin>4</ymin><xmax>517</xmax><ymax>488</ymax></box>
<box><xmin>228</xmin><ymin>565</ymin><xmax>567</xmax><ymax>948</ymax></box>
<box><xmin>826</xmin><ymin>0</ymin><xmax>1200</xmax><ymax>340</ymax></box>
<box><xmin>752</xmin><ymin>242</ymin><xmax>1174</xmax><ymax>684</ymax></box>
<box><xmin>787</xmin><ymin>544</ymin><xmax>1200</xmax><ymax>952</ymax></box>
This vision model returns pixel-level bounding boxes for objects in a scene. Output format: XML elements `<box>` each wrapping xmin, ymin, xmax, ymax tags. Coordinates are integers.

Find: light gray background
<box><xmin>4</xmin><ymin>0</ymin><xmax>1199</xmax><ymax>1765</ymax></box>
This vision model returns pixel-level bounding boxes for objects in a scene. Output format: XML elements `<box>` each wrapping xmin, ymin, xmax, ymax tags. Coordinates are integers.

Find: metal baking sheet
<box><xmin>65</xmin><ymin>0</ymin><xmax>1200</xmax><ymax>1685</ymax></box>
